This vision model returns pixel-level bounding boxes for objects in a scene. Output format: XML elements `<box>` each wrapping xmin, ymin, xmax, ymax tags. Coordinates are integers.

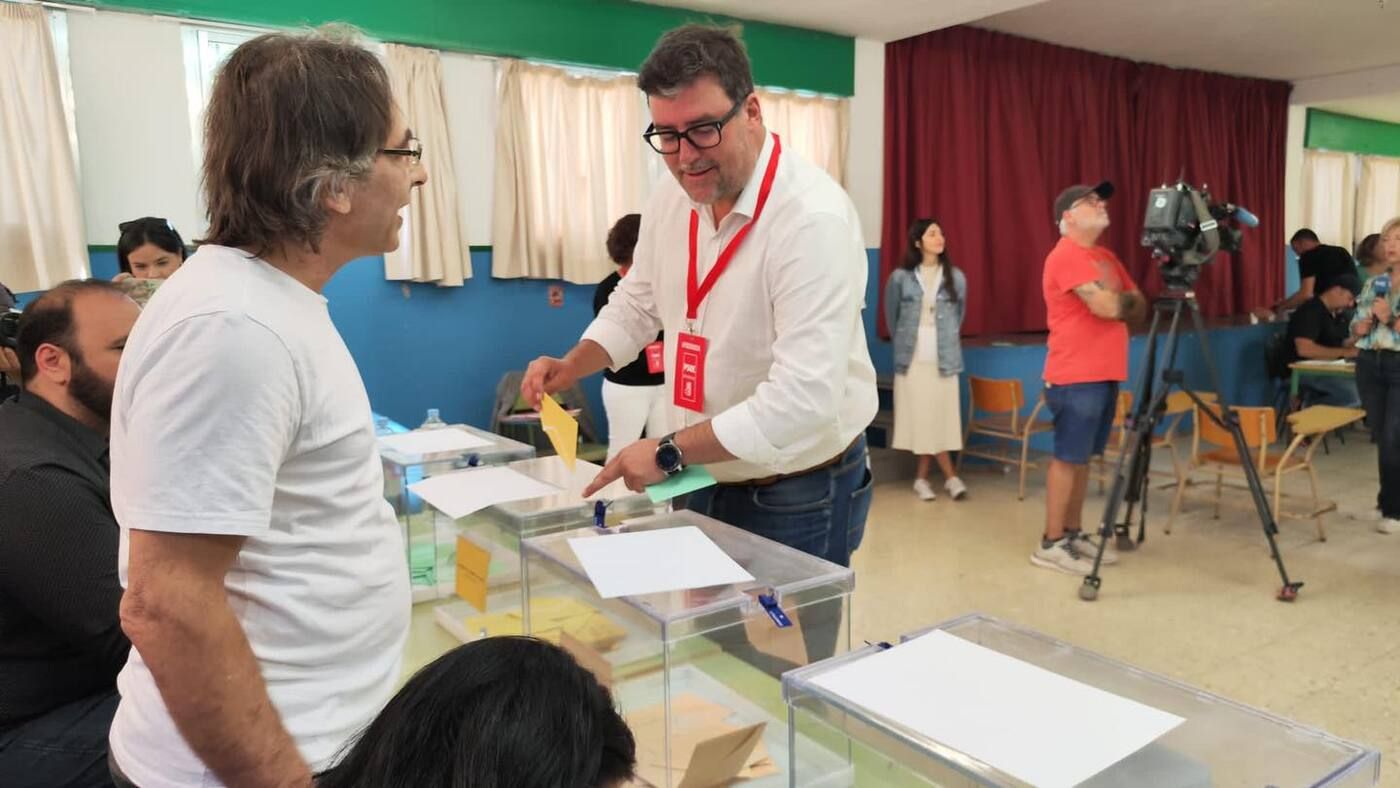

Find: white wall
<box><xmin>67</xmin><ymin>11</ymin><xmax>202</xmax><ymax>246</ymax></box>
<box><xmin>1282</xmin><ymin>104</ymin><xmax>1308</xmax><ymax>240</ymax></box>
<box><xmin>847</xmin><ymin>37</ymin><xmax>885</xmax><ymax>249</ymax></box>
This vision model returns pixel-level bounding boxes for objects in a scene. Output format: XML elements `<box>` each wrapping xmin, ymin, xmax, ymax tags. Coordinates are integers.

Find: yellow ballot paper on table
<box><xmin>539</xmin><ymin>394</ymin><xmax>579</xmax><ymax>470</ymax></box>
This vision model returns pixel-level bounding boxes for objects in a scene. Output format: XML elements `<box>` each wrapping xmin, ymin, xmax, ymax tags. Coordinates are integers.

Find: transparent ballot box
<box><xmin>426</xmin><ymin>456</ymin><xmax>655</xmax><ymax>621</ymax></box>
<box><xmin>782</xmin><ymin>613</ymin><xmax>1380</xmax><ymax>788</ymax></box>
<box><xmin>378</xmin><ymin>424</ymin><xmax>536</xmax><ymax>602</ymax></box>
<box><xmin>522</xmin><ymin>510</ymin><xmax>856</xmax><ymax>788</ymax></box>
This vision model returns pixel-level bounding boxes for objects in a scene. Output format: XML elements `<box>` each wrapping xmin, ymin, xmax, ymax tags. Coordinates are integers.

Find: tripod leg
<box><xmin>1187</xmin><ymin>301</ymin><xmax>1302</xmax><ymax>601</ymax></box>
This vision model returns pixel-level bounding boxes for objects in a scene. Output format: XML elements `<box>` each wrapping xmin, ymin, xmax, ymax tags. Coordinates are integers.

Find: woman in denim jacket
<box><xmin>884</xmin><ymin>218</ymin><xmax>968</xmax><ymax>501</ymax></box>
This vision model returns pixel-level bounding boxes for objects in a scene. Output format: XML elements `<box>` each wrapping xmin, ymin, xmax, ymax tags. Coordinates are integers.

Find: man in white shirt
<box><xmin>523</xmin><ymin>26</ymin><xmax>877</xmax><ymax>583</ymax></box>
<box><xmin>108</xmin><ymin>28</ymin><xmax>425</xmax><ymax>788</ymax></box>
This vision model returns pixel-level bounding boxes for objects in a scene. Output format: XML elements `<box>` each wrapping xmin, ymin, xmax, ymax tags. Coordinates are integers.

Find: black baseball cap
<box><xmin>1054</xmin><ymin>181</ymin><xmax>1115</xmax><ymax>222</ymax></box>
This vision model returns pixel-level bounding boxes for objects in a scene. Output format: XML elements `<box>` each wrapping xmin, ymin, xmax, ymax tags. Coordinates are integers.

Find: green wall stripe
<box><xmin>80</xmin><ymin>0</ymin><xmax>854</xmax><ymax>96</ymax></box>
<box><xmin>1305</xmin><ymin>108</ymin><xmax>1400</xmax><ymax>158</ymax></box>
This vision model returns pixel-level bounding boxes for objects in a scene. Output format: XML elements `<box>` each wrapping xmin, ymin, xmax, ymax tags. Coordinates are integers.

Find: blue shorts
<box><xmin>1044</xmin><ymin>381</ymin><xmax>1119</xmax><ymax>464</ymax></box>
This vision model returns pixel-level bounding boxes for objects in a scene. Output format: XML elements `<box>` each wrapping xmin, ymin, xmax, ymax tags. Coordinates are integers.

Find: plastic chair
<box><xmin>957</xmin><ymin>377</ymin><xmax>1053</xmax><ymax>500</ymax></box>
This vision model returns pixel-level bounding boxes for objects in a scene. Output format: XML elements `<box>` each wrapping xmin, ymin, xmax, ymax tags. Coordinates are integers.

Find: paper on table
<box><xmin>408</xmin><ymin>466</ymin><xmax>562</xmax><ymax>520</ymax></box>
<box><xmin>378</xmin><ymin>427</ymin><xmax>493</xmax><ymax>456</ymax></box>
<box><xmin>645</xmin><ymin>465</ymin><xmax>717</xmax><ymax>504</ymax></box>
<box><xmin>809</xmin><ymin>630</ymin><xmax>1184</xmax><ymax>788</ymax></box>
<box><xmin>540</xmin><ymin>395</ymin><xmax>579</xmax><ymax>470</ymax></box>
<box><xmin>567</xmin><ymin>526</ymin><xmax>754</xmax><ymax>599</ymax></box>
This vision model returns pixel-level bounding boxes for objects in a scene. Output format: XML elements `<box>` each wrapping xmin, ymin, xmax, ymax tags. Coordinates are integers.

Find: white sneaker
<box><xmin>1070</xmin><ymin>530</ymin><xmax>1119</xmax><ymax>565</ymax></box>
<box><xmin>944</xmin><ymin>476</ymin><xmax>968</xmax><ymax>500</ymax></box>
<box><xmin>912</xmin><ymin>478</ymin><xmax>937</xmax><ymax>501</ymax></box>
<box><xmin>1378</xmin><ymin>518</ymin><xmax>1400</xmax><ymax>535</ymax></box>
<box><xmin>1030</xmin><ymin>537</ymin><xmax>1096</xmax><ymax>575</ymax></box>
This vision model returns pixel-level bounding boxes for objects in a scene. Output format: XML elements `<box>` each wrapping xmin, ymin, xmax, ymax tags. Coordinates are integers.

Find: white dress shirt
<box><xmin>583</xmin><ymin>132</ymin><xmax>877</xmax><ymax>483</ymax></box>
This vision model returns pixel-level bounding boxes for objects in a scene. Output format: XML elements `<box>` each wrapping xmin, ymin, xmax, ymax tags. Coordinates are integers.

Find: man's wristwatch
<box><xmin>655</xmin><ymin>433</ymin><xmax>685</xmax><ymax>477</ymax></box>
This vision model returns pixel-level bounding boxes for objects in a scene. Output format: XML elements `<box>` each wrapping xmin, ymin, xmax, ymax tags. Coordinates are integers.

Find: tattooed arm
<box><xmin>1073</xmin><ymin>280</ymin><xmax>1145</xmax><ymax>322</ymax></box>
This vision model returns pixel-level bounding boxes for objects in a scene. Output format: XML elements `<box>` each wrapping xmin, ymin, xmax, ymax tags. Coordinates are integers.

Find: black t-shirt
<box><xmin>1285</xmin><ymin>297</ymin><xmax>1351</xmax><ymax>364</ymax></box>
<box><xmin>1297</xmin><ymin>245</ymin><xmax>1357</xmax><ymax>292</ymax></box>
<box><xmin>592</xmin><ymin>271</ymin><xmax>664</xmax><ymax>387</ymax></box>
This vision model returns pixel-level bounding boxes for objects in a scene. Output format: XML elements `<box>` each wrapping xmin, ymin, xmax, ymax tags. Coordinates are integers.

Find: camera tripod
<box><xmin>1079</xmin><ymin>288</ymin><xmax>1303</xmax><ymax>602</ymax></box>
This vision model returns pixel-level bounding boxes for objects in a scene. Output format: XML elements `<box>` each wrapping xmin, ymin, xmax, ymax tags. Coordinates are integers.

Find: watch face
<box><xmin>656</xmin><ymin>443</ymin><xmax>682</xmax><ymax>472</ymax></box>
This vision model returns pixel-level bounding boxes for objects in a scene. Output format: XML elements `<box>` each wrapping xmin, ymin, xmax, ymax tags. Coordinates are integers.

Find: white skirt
<box><xmin>892</xmin><ymin>361</ymin><xmax>963</xmax><ymax>456</ymax></box>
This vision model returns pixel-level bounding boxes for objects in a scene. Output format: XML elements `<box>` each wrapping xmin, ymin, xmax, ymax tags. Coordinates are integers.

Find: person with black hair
<box><xmin>115</xmin><ymin>217</ymin><xmax>187</xmax><ymax>281</ymax></box>
<box><xmin>315</xmin><ymin>637</ymin><xmax>636</xmax><ymax>788</ymax></box>
<box><xmin>1255</xmin><ymin>228</ymin><xmax>1357</xmax><ymax>319</ymax></box>
<box><xmin>0</xmin><ymin>280</ymin><xmax>139</xmax><ymax>787</ymax></box>
<box><xmin>884</xmin><ymin>219</ymin><xmax>968</xmax><ymax>502</ymax></box>
<box><xmin>593</xmin><ymin>214</ymin><xmax>668</xmax><ymax>462</ymax></box>
<box><xmin>1357</xmin><ymin>233</ymin><xmax>1384</xmax><ymax>282</ymax></box>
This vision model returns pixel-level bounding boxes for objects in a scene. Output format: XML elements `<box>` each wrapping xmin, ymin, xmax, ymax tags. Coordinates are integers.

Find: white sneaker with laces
<box><xmin>1378</xmin><ymin>518</ymin><xmax>1400</xmax><ymax>535</ymax></box>
<box><xmin>1030</xmin><ymin>537</ymin><xmax>1095</xmax><ymax>575</ymax></box>
<box><xmin>1069</xmin><ymin>531</ymin><xmax>1119</xmax><ymax>565</ymax></box>
<box><xmin>912</xmin><ymin>478</ymin><xmax>937</xmax><ymax>501</ymax></box>
<box><xmin>945</xmin><ymin>476</ymin><xmax>968</xmax><ymax>500</ymax></box>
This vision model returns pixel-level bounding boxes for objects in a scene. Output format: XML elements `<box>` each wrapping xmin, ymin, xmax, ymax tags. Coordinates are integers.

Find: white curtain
<box><xmin>384</xmin><ymin>44</ymin><xmax>470</xmax><ymax>286</ymax></box>
<box><xmin>1300</xmin><ymin>149</ymin><xmax>1355</xmax><ymax>252</ymax></box>
<box><xmin>1356</xmin><ymin>155</ymin><xmax>1400</xmax><ymax>243</ymax></box>
<box><xmin>0</xmin><ymin>4</ymin><xmax>87</xmax><ymax>293</ymax></box>
<box><xmin>492</xmin><ymin>60</ymin><xmax>649</xmax><ymax>283</ymax></box>
<box><xmin>756</xmin><ymin>88</ymin><xmax>849</xmax><ymax>187</ymax></box>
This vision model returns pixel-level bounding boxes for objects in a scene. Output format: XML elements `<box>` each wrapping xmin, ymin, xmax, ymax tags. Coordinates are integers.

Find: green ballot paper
<box><xmin>645</xmin><ymin>465</ymin><xmax>717</xmax><ymax>504</ymax></box>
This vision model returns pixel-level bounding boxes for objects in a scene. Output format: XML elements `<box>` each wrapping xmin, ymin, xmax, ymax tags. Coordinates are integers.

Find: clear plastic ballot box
<box><xmin>378</xmin><ymin>424</ymin><xmax>536</xmax><ymax>601</ymax></box>
<box><xmin>429</xmin><ymin>456</ymin><xmax>656</xmax><ymax>630</ymax></box>
<box><xmin>781</xmin><ymin>613</ymin><xmax>1380</xmax><ymax>787</ymax></box>
<box><xmin>521</xmin><ymin>510</ymin><xmax>857</xmax><ymax>788</ymax></box>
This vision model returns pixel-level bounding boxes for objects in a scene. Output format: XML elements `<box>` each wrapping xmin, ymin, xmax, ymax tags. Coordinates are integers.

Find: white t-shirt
<box><xmin>108</xmin><ymin>246</ymin><xmax>410</xmax><ymax>787</ymax></box>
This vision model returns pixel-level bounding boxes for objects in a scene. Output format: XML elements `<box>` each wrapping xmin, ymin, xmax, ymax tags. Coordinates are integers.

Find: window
<box><xmin>181</xmin><ymin>25</ymin><xmax>256</xmax><ymax>167</ymax></box>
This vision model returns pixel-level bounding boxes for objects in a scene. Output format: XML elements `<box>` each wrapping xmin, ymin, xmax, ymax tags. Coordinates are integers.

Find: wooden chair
<box><xmin>1167</xmin><ymin>403</ymin><xmax>1363</xmax><ymax>541</ymax></box>
<box><xmin>957</xmin><ymin>376</ymin><xmax>1053</xmax><ymax>500</ymax></box>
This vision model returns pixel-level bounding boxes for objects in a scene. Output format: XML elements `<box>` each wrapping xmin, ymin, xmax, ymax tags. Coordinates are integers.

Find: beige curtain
<box><xmin>1300</xmin><ymin>149</ymin><xmax>1355</xmax><ymax>252</ymax></box>
<box><xmin>756</xmin><ymin>88</ymin><xmax>849</xmax><ymax>187</ymax></box>
<box><xmin>384</xmin><ymin>44</ymin><xmax>470</xmax><ymax>286</ymax></box>
<box><xmin>1356</xmin><ymin>155</ymin><xmax>1400</xmax><ymax>243</ymax></box>
<box><xmin>0</xmin><ymin>4</ymin><xmax>87</xmax><ymax>293</ymax></box>
<box><xmin>492</xmin><ymin>60</ymin><xmax>649</xmax><ymax>283</ymax></box>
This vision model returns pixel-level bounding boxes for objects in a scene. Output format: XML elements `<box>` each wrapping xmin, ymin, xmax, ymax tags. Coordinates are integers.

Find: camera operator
<box><xmin>1352</xmin><ymin>216</ymin><xmax>1400</xmax><ymax>534</ymax></box>
<box><xmin>1035</xmin><ymin>182</ymin><xmax>1146</xmax><ymax>575</ymax></box>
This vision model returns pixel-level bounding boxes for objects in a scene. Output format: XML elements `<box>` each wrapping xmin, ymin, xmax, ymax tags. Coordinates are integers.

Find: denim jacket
<box><xmin>884</xmin><ymin>265</ymin><xmax>967</xmax><ymax>376</ymax></box>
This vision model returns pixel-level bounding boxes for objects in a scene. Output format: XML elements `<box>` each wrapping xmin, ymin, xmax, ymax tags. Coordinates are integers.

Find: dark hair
<box><xmin>637</xmin><ymin>24</ymin><xmax>755</xmax><ymax>103</ymax></box>
<box><xmin>317</xmin><ymin>637</ymin><xmax>635</xmax><ymax>788</ymax></box>
<box><xmin>200</xmin><ymin>26</ymin><xmax>393</xmax><ymax>255</ymax></box>
<box><xmin>17</xmin><ymin>280</ymin><xmax>125</xmax><ymax>383</ymax></box>
<box><xmin>900</xmin><ymin>218</ymin><xmax>959</xmax><ymax>303</ymax></box>
<box><xmin>1357</xmin><ymin>233</ymin><xmax>1382</xmax><ymax>266</ymax></box>
<box><xmin>117</xmin><ymin>217</ymin><xmax>187</xmax><ymax>275</ymax></box>
<box><xmin>606</xmin><ymin>214</ymin><xmax>642</xmax><ymax>265</ymax></box>
<box><xmin>1290</xmin><ymin>228</ymin><xmax>1319</xmax><ymax>245</ymax></box>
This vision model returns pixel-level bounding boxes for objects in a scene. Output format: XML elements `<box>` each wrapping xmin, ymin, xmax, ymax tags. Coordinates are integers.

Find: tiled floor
<box><xmin>403</xmin><ymin>429</ymin><xmax>1397</xmax><ymax>784</ymax></box>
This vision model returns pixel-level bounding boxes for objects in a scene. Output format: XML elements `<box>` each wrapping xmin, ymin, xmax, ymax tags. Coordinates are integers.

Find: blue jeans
<box><xmin>1300</xmin><ymin>375</ymin><xmax>1362</xmax><ymax>408</ymax></box>
<box><xmin>1357</xmin><ymin>350</ymin><xmax>1400</xmax><ymax>518</ymax></box>
<box><xmin>0</xmin><ymin>691</ymin><xmax>118</xmax><ymax>788</ymax></box>
<box><xmin>684</xmin><ymin>435</ymin><xmax>873</xmax><ymax>664</ymax></box>
<box><xmin>1044</xmin><ymin>381</ymin><xmax>1119</xmax><ymax>464</ymax></box>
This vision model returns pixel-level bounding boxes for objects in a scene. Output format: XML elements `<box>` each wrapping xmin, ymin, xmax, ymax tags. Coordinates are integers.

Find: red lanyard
<box><xmin>686</xmin><ymin>133</ymin><xmax>783</xmax><ymax>322</ymax></box>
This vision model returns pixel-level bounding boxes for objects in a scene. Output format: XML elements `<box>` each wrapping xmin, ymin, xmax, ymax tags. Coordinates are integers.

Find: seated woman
<box><xmin>1357</xmin><ymin>233</ymin><xmax>1383</xmax><ymax>282</ymax></box>
<box><xmin>316</xmin><ymin>637</ymin><xmax>636</xmax><ymax>788</ymax></box>
<box><xmin>115</xmin><ymin>217</ymin><xmax>187</xmax><ymax>281</ymax></box>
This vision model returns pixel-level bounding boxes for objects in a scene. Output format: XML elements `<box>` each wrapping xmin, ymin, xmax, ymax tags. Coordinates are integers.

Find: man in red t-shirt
<box><xmin>1034</xmin><ymin>181</ymin><xmax>1146</xmax><ymax>575</ymax></box>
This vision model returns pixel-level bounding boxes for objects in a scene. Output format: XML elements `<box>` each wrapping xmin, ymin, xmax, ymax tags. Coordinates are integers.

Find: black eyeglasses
<box><xmin>380</xmin><ymin>138</ymin><xmax>423</xmax><ymax>163</ymax></box>
<box><xmin>642</xmin><ymin>96</ymin><xmax>748</xmax><ymax>154</ymax></box>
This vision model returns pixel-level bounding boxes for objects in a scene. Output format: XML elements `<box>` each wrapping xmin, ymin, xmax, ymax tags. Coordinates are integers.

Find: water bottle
<box><xmin>420</xmin><ymin>408</ymin><xmax>446</xmax><ymax>430</ymax></box>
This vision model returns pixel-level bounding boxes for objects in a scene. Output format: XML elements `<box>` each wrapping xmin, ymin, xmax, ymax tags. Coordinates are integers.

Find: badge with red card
<box><xmin>645</xmin><ymin>340</ymin><xmax>665</xmax><ymax>374</ymax></box>
<box><xmin>674</xmin><ymin>333</ymin><xmax>708</xmax><ymax>412</ymax></box>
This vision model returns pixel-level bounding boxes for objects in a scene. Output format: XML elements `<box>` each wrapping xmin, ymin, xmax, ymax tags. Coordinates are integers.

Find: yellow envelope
<box><xmin>540</xmin><ymin>395</ymin><xmax>579</xmax><ymax>470</ymax></box>
<box><xmin>454</xmin><ymin>535</ymin><xmax>491</xmax><ymax>613</ymax></box>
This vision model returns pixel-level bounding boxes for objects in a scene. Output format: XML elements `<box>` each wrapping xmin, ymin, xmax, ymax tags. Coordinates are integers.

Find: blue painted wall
<box><xmin>33</xmin><ymin>247</ymin><xmax>1275</xmax><ymax>454</ymax></box>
